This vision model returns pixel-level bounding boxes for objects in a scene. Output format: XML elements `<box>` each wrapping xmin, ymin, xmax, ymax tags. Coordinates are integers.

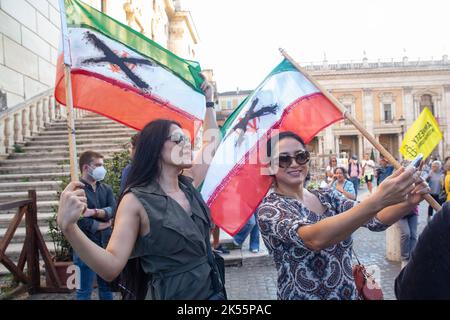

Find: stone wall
<box><xmin>0</xmin><ymin>0</ymin><xmax>60</xmax><ymax>110</ymax></box>
<box><xmin>0</xmin><ymin>0</ymin><xmax>198</xmax><ymax>112</ymax></box>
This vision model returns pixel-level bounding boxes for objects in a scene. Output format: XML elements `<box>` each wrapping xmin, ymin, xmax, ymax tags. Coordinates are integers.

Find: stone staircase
<box><xmin>1</xmin><ymin>112</ymin><xmax>272</xmax><ymax>278</ymax></box>
<box><xmin>0</xmin><ymin>113</ymin><xmax>136</xmax><ymax>275</ymax></box>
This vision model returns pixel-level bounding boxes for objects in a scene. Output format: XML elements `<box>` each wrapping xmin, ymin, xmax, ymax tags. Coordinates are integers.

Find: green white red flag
<box><xmin>55</xmin><ymin>0</ymin><xmax>205</xmax><ymax>138</ymax></box>
<box><xmin>201</xmin><ymin>59</ymin><xmax>344</xmax><ymax>235</ymax></box>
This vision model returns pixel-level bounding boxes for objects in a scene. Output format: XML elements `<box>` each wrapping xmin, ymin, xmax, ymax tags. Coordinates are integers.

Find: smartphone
<box><xmin>408</xmin><ymin>153</ymin><xmax>423</xmax><ymax>169</ymax></box>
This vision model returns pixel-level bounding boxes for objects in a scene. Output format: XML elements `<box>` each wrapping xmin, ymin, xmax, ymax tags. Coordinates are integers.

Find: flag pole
<box><xmin>59</xmin><ymin>0</ymin><xmax>78</xmax><ymax>181</ymax></box>
<box><xmin>279</xmin><ymin>48</ymin><xmax>441</xmax><ymax>211</ymax></box>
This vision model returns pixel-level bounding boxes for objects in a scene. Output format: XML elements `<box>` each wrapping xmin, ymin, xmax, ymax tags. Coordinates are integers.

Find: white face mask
<box><xmin>89</xmin><ymin>165</ymin><xmax>107</xmax><ymax>181</ymax></box>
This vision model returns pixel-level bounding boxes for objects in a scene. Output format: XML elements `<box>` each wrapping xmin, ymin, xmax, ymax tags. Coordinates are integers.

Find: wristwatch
<box><xmin>206</xmin><ymin>101</ymin><xmax>215</xmax><ymax>108</ymax></box>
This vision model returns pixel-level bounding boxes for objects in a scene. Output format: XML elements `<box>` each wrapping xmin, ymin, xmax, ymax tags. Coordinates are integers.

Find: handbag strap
<box><xmin>352</xmin><ymin>247</ymin><xmax>363</xmax><ymax>266</ymax></box>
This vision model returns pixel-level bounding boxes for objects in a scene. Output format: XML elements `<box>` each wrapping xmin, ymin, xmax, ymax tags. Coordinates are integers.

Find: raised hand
<box><xmin>373</xmin><ymin>167</ymin><xmax>419</xmax><ymax>208</ymax></box>
<box><xmin>83</xmin><ymin>208</ymin><xmax>97</xmax><ymax>218</ymax></box>
<box><xmin>57</xmin><ymin>181</ymin><xmax>87</xmax><ymax>232</ymax></box>
<box><xmin>406</xmin><ymin>177</ymin><xmax>431</xmax><ymax>206</ymax></box>
<box><xmin>199</xmin><ymin>72</ymin><xmax>214</xmax><ymax>103</ymax></box>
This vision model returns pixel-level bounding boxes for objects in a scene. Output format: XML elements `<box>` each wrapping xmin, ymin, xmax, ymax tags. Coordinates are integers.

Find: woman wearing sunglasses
<box><xmin>55</xmin><ymin>77</ymin><xmax>226</xmax><ymax>300</ymax></box>
<box><xmin>257</xmin><ymin>131</ymin><xmax>430</xmax><ymax>300</ymax></box>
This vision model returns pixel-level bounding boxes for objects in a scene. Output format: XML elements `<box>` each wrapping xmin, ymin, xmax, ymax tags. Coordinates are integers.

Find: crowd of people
<box><xmin>55</xmin><ymin>76</ymin><xmax>450</xmax><ymax>300</ymax></box>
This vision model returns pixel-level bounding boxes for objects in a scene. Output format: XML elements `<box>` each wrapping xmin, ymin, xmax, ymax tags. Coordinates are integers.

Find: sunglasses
<box><xmin>277</xmin><ymin>150</ymin><xmax>310</xmax><ymax>168</ymax></box>
<box><xmin>167</xmin><ymin>132</ymin><xmax>191</xmax><ymax>145</ymax></box>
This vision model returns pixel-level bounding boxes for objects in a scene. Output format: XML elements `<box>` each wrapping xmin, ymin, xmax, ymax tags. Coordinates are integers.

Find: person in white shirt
<box><xmin>362</xmin><ymin>153</ymin><xmax>376</xmax><ymax>194</ymax></box>
<box><xmin>326</xmin><ymin>156</ymin><xmax>338</xmax><ymax>184</ymax></box>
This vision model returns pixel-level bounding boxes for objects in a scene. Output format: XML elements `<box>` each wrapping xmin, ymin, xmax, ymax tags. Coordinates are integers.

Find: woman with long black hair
<box><xmin>56</xmin><ymin>78</ymin><xmax>225</xmax><ymax>299</ymax></box>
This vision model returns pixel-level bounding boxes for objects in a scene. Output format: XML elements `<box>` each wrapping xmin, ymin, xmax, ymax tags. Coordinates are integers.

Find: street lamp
<box><xmin>398</xmin><ymin>115</ymin><xmax>405</xmax><ymax>139</ymax></box>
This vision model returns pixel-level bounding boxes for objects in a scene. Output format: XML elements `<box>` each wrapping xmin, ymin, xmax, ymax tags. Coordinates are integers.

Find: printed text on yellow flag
<box><xmin>400</xmin><ymin>107</ymin><xmax>443</xmax><ymax>160</ymax></box>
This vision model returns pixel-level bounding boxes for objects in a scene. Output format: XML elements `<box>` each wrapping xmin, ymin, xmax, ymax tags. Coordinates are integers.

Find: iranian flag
<box><xmin>201</xmin><ymin>59</ymin><xmax>343</xmax><ymax>235</ymax></box>
<box><xmin>55</xmin><ymin>0</ymin><xmax>205</xmax><ymax>138</ymax></box>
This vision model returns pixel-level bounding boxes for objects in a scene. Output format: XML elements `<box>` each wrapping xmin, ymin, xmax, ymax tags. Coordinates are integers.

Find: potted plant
<box><xmin>46</xmin><ymin>211</ymin><xmax>74</xmax><ymax>289</ymax></box>
<box><xmin>45</xmin><ymin>174</ymin><xmax>74</xmax><ymax>290</ymax></box>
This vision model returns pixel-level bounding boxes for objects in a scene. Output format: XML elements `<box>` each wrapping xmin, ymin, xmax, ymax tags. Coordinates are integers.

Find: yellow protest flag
<box><xmin>400</xmin><ymin>107</ymin><xmax>443</xmax><ymax>160</ymax></box>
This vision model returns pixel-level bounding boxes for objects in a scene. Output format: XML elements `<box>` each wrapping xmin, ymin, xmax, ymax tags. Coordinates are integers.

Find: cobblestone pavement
<box><xmin>224</xmin><ymin>186</ymin><xmax>430</xmax><ymax>300</ymax></box>
<box><xmin>13</xmin><ymin>186</ymin><xmax>432</xmax><ymax>300</ymax></box>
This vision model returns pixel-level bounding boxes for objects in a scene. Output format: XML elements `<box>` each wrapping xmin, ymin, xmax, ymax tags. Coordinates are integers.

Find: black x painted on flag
<box><xmin>82</xmin><ymin>31</ymin><xmax>154</xmax><ymax>90</ymax></box>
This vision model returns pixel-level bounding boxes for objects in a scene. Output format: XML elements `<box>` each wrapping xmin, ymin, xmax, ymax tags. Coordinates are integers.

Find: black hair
<box><xmin>334</xmin><ymin>166</ymin><xmax>349</xmax><ymax>179</ymax></box>
<box><xmin>111</xmin><ymin>119</ymin><xmax>181</xmax><ymax>300</ymax></box>
<box><xmin>266</xmin><ymin>131</ymin><xmax>306</xmax><ymax>158</ymax></box>
<box><xmin>124</xmin><ymin>119</ymin><xmax>181</xmax><ymax>191</ymax></box>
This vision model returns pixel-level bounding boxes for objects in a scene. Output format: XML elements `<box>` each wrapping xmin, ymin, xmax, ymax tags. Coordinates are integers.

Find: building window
<box><xmin>226</xmin><ymin>100</ymin><xmax>232</xmax><ymax>109</ymax></box>
<box><xmin>344</xmin><ymin>104</ymin><xmax>352</xmax><ymax>125</ymax></box>
<box><xmin>379</xmin><ymin>92</ymin><xmax>396</xmax><ymax>124</ymax></box>
<box><xmin>420</xmin><ymin>94</ymin><xmax>434</xmax><ymax>114</ymax></box>
<box><xmin>232</xmin><ymin>99</ymin><xmax>238</xmax><ymax>108</ymax></box>
<box><xmin>220</xmin><ymin>101</ymin><xmax>226</xmax><ymax>110</ymax></box>
<box><xmin>383</xmin><ymin>104</ymin><xmax>393</xmax><ymax>122</ymax></box>
<box><xmin>338</xmin><ymin>94</ymin><xmax>356</xmax><ymax>125</ymax></box>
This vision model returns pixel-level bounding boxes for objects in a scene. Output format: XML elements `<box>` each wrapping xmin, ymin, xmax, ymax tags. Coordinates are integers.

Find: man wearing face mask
<box><xmin>75</xmin><ymin>150</ymin><xmax>116</xmax><ymax>300</ymax></box>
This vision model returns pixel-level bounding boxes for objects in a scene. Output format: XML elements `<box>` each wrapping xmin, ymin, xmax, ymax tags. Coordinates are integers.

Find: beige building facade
<box><xmin>217</xmin><ymin>56</ymin><xmax>450</xmax><ymax>165</ymax></box>
<box><xmin>0</xmin><ymin>0</ymin><xmax>199</xmax><ymax>111</ymax></box>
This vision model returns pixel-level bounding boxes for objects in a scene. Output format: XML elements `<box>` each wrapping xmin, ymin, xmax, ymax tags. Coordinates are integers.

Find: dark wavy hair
<box><xmin>124</xmin><ymin>119</ymin><xmax>181</xmax><ymax>191</ymax></box>
<box><xmin>112</xmin><ymin>119</ymin><xmax>181</xmax><ymax>300</ymax></box>
<box><xmin>266</xmin><ymin>131</ymin><xmax>306</xmax><ymax>158</ymax></box>
<box><xmin>334</xmin><ymin>166</ymin><xmax>349</xmax><ymax>179</ymax></box>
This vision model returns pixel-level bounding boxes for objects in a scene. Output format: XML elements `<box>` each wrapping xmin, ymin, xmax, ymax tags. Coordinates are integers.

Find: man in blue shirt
<box><xmin>75</xmin><ymin>150</ymin><xmax>116</xmax><ymax>300</ymax></box>
<box><xmin>120</xmin><ymin>134</ymin><xmax>138</xmax><ymax>194</ymax></box>
<box><xmin>377</xmin><ymin>157</ymin><xmax>394</xmax><ymax>185</ymax></box>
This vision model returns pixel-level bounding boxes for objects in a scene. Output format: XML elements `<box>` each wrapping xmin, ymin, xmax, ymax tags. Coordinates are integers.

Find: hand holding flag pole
<box><xmin>279</xmin><ymin>48</ymin><xmax>441</xmax><ymax>212</ymax></box>
<box><xmin>58</xmin><ymin>0</ymin><xmax>79</xmax><ymax>181</ymax></box>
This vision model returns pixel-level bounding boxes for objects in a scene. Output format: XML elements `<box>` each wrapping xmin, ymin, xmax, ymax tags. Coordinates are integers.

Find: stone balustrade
<box><xmin>0</xmin><ymin>89</ymin><xmax>88</xmax><ymax>157</ymax></box>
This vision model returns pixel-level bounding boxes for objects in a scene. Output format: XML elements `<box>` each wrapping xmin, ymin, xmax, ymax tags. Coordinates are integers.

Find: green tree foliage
<box><xmin>103</xmin><ymin>150</ymin><xmax>131</xmax><ymax>198</ymax></box>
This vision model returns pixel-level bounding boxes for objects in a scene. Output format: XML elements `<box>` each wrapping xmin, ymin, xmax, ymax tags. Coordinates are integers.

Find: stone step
<box><xmin>7</xmin><ymin>148</ymin><xmax>123</xmax><ymax>159</ymax></box>
<box><xmin>0</xmin><ymin>172</ymin><xmax>69</xmax><ymax>182</ymax></box>
<box><xmin>25</xmin><ymin>137</ymin><xmax>129</xmax><ymax>147</ymax></box>
<box><xmin>22</xmin><ymin>142</ymin><xmax>123</xmax><ymax>153</ymax></box>
<box><xmin>32</xmin><ymin>132</ymin><xmax>133</xmax><ymax>141</ymax></box>
<box><xmin>0</xmin><ymin>191</ymin><xmax>58</xmax><ymax>202</ymax></box>
<box><xmin>48</xmin><ymin>118</ymin><xmax>125</xmax><ymax>125</ymax></box>
<box><xmin>1</xmin><ymin>241</ymin><xmax>55</xmax><ymax>267</ymax></box>
<box><xmin>0</xmin><ymin>200</ymin><xmax>58</xmax><ymax>213</ymax></box>
<box><xmin>39</xmin><ymin>128</ymin><xmax>136</xmax><ymax>136</ymax></box>
<box><xmin>0</xmin><ymin>212</ymin><xmax>53</xmax><ymax>228</ymax></box>
<box><xmin>0</xmin><ymin>164</ymin><xmax>70</xmax><ymax>174</ymax></box>
<box><xmin>0</xmin><ymin>181</ymin><xmax>62</xmax><ymax>192</ymax></box>
<box><xmin>46</xmin><ymin>123</ymin><xmax>126</xmax><ymax>131</ymax></box>
<box><xmin>0</xmin><ymin>226</ymin><xmax>51</xmax><ymax>244</ymax></box>
<box><xmin>1</xmin><ymin>155</ymin><xmax>115</xmax><ymax>167</ymax></box>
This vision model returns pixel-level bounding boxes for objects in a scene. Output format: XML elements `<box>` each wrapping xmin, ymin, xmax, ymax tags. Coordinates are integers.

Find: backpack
<box><xmin>110</xmin><ymin>257</ymin><xmax>149</xmax><ymax>300</ymax></box>
<box><xmin>348</xmin><ymin>162</ymin><xmax>360</xmax><ymax>177</ymax></box>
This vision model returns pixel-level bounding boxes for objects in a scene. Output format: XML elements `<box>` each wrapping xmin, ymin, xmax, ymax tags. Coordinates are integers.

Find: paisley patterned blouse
<box><xmin>257</xmin><ymin>188</ymin><xmax>389</xmax><ymax>300</ymax></box>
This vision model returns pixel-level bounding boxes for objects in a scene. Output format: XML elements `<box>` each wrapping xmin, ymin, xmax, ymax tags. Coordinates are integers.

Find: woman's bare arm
<box><xmin>298</xmin><ymin>167</ymin><xmax>426</xmax><ymax>251</ymax></box>
<box><xmin>58</xmin><ymin>182</ymin><xmax>142</xmax><ymax>281</ymax></box>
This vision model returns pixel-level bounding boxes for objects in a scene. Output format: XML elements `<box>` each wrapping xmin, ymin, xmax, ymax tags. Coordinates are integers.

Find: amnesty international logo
<box><xmin>400</xmin><ymin>107</ymin><xmax>443</xmax><ymax>160</ymax></box>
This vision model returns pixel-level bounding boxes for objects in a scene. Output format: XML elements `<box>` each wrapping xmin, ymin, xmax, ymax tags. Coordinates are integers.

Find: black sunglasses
<box><xmin>277</xmin><ymin>150</ymin><xmax>310</xmax><ymax>168</ymax></box>
<box><xmin>167</xmin><ymin>132</ymin><xmax>190</xmax><ymax>145</ymax></box>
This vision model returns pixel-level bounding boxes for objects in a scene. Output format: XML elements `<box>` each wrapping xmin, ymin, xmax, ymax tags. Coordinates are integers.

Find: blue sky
<box><xmin>185</xmin><ymin>0</ymin><xmax>450</xmax><ymax>92</ymax></box>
